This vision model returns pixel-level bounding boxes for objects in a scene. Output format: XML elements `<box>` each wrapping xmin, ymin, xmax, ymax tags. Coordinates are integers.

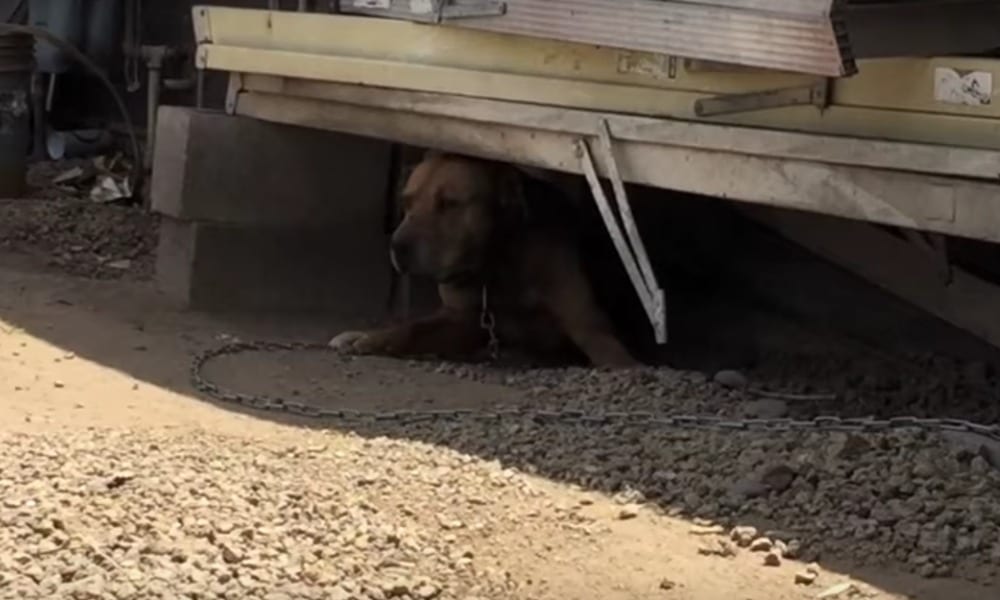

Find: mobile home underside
<box><xmin>192</xmin><ymin>5</ymin><xmax>1000</xmax><ymax>348</ymax></box>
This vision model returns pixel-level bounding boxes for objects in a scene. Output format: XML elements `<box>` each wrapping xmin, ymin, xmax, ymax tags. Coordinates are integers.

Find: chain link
<box><xmin>190</xmin><ymin>340</ymin><xmax>1000</xmax><ymax>443</ymax></box>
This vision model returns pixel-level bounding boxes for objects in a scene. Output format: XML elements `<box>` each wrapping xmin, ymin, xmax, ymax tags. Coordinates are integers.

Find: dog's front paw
<box><xmin>328</xmin><ymin>331</ymin><xmax>372</xmax><ymax>354</ymax></box>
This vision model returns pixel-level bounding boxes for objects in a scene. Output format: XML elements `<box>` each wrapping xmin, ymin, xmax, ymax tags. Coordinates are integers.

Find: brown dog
<box><xmin>328</xmin><ymin>152</ymin><xmax>638</xmax><ymax>367</ymax></box>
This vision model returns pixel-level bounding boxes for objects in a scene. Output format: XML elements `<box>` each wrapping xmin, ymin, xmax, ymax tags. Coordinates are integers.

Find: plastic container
<box><xmin>28</xmin><ymin>0</ymin><xmax>85</xmax><ymax>74</ymax></box>
<box><xmin>46</xmin><ymin>128</ymin><xmax>113</xmax><ymax>160</ymax></box>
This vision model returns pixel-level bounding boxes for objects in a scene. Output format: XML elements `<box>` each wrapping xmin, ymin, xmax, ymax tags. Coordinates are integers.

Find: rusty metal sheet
<box><xmin>340</xmin><ymin>0</ymin><xmax>855</xmax><ymax>76</ymax></box>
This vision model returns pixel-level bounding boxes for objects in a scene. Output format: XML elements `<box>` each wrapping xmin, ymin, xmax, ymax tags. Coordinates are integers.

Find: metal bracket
<box><xmin>343</xmin><ymin>0</ymin><xmax>505</xmax><ymax>24</ymax></box>
<box><xmin>576</xmin><ymin>120</ymin><xmax>667</xmax><ymax>344</ymax></box>
<box><xmin>694</xmin><ymin>80</ymin><xmax>830</xmax><ymax>117</ymax></box>
<box><xmin>224</xmin><ymin>72</ymin><xmax>244</xmax><ymax>115</ymax></box>
<box><xmin>683</xmin><ymin>58</ymin><xmax>776</xmax><ymax>75</ymax></box>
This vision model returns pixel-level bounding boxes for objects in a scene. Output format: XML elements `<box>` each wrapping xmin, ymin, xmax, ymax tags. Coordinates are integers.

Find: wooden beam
<box><xmin>230</xmin><ymin>88</ymin><xmax>1000</xmax><ymax>244</ymax></box>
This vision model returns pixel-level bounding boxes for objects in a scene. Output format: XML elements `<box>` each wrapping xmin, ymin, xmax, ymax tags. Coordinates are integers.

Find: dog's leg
<box><xmin>538</xmin><ymin>250</ymin><xmax>640</xmax><ymax>368</ymax></box>
<box><xmin>329</xmin><ymin>310</ymin><xmax>484</xmax><ymax>359</ymax></box>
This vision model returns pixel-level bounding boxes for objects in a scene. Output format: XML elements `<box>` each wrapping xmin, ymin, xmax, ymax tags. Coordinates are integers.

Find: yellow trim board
<box><xmin>201</xmin><ymin>44</ymin><xmax>1000</xmax><ymax>151</ymax></box>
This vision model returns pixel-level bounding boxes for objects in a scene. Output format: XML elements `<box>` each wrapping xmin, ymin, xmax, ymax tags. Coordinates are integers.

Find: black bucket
<box><xmin>0</xmin><ymin>33</ymin><xmax>34</xmax><ymax>198</ymax></box>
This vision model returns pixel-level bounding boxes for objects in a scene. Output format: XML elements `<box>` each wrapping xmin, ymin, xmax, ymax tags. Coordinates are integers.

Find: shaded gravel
<box><xmin>427</xmin><ymin>353</ymin><xmax>1000</xmax><ymax>425</ymax></box>
<box><xmin>374</xmin><ymin>357</ymin><xmax>1000</xmax><ymax>584</ymax></box>
<box><xmin>0</xmin><ymin>199</ymin><xmax>157</xmax><ymax>281</ymax></box>
<box><xmin>0</xmin><ymin>160</ymin><xmax>157</xmax><ymax>281</ymax></box>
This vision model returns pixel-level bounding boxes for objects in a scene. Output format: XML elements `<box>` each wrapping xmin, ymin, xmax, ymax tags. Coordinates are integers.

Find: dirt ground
<box><xmin>0</xmin><ymin>186</ymin><xmax>999</xmax><ymax>599</ymax></box>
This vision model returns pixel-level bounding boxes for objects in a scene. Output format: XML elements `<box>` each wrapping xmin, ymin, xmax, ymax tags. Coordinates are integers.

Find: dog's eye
<box><xmin>438</xmin><ymin>196</ymin><xmax>461</xmax><ymax>212</ymax></box>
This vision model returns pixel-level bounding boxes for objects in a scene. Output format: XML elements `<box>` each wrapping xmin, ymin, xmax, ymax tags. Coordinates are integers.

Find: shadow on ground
<box><xmin>1</xmin><ymin>247</ymin><xmax>999</xmax><ymax>600</ymax></box>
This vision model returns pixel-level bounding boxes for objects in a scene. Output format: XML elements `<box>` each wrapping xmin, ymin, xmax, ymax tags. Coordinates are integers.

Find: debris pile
<box><xmin>36</xmin><ymin>154</ymin><xmax>134</xmax><ymax>204</ymax></box>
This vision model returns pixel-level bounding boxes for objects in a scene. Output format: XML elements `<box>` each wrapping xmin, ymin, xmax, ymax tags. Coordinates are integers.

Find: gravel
<box><xmin>0</xmin><ymin>429</ymin><xmax>528</xmax><ymax>600</ymax></box>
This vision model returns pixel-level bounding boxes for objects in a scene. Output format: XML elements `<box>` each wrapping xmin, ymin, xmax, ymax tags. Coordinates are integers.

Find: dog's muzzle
<box><xmin>389</xmin><ymin>238</ymin><xmax>412</xmax><ymax>274</ymax></box>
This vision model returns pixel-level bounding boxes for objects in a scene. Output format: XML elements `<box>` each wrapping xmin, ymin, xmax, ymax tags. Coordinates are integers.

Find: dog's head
<box><xmin>390</xmin><ymin>152</ymin><xmax>524</xmax><ymax>282</ymax></box>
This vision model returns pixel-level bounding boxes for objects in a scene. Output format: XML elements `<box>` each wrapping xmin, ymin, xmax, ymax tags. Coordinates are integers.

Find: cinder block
<box><xmin>151</xmin><ymin>106</ymin><xmax>392</xmax><ymax>227</ymax></box>
<box><xmin>156</xmin><ymin>217</ymin><xmax>391</xmax><ymax>317</ymax></box>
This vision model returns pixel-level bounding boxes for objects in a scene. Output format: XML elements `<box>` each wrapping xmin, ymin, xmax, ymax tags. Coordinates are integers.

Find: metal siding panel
<box><xmin>341</xmin><ymin>0</ymin><xmax>853</xmax><ymax>76</ymax></box>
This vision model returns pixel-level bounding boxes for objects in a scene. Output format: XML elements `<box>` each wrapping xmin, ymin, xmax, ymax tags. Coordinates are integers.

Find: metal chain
<box><xmin>479</xmin><ymin>286</ymin><xmax>501</xmax><ymax>362</ymax></box>
<box><xmin>190</xmin><ymin>340</ymin><xmax>1000</xmax><ymax>443</ymax></box>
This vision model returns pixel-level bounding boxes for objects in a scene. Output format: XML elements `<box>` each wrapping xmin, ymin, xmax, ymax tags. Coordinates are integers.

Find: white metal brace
<box><xmin>576</xmin><ymin>120</ymin><xmax>667</xmax><ymax>344</ymax></box>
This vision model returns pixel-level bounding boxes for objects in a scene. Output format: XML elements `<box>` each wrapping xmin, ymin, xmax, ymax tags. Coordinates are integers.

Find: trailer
<box><xmin>176</xmin><ymin>3</ymin><xmax>1000</xmax><ymax>350</ymax></box>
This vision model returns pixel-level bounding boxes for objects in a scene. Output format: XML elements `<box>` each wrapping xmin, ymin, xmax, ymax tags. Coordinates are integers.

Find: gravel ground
<box><xmin>397</xmin><ymin>355</ymin><xmax>1000</xmax><ymax>581</ymax></box>
<box><xmin>1</xmin><ymin>178</ymin><xmax>999</xmax><ymax>599</ymax></box>
<box><xmin>209</xmin><ymin>352</ymin><xmax>1000</xmax><ymax>586</ymax></box>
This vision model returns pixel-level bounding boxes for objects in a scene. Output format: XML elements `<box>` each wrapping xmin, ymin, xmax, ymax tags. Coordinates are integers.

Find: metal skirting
<box><xmin>340</xmin><ymin>0</ymin><xmax>856</xmax><ymax>77</ymax></box>
<box><xmin>339</xmin><ymin>1</ymin><xmax>1000</xmax><ymax>77</ymax></box>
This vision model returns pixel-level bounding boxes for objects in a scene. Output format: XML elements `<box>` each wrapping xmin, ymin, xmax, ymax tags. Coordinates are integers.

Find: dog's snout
<box><xmin>389</xmin><ymin>237</ymin><xmax>413</xmax><ymax>273</ymax></box>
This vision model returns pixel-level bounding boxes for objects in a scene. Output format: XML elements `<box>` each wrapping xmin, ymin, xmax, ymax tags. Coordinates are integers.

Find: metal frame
<box><xmin>577</xmin><ymin>125</ymin><xmax>666</xmax><ymax>343</ymax></box>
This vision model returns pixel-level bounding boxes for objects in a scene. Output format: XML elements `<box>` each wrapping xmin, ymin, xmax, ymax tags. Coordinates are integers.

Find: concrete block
<box><xmin>156</xmin><ymin>217</ymin><xmax>391</xmax><ymax>317</ymax></box>
<box><xmin>151</xmin><ymin>106</ymin><xmax>391</xmax><ymax>227</ymax></box>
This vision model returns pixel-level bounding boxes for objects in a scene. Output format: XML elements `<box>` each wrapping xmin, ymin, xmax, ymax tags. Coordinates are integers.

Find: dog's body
<box><xmin>330</xmin><ymin>152</ymin><xmax>639</xmax><ymax>368</ymax></box>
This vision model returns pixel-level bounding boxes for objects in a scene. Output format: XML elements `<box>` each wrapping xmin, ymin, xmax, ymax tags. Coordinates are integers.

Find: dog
<box><xmin>328</xmin><ymin>151</ymin><xmax>639</xmax><ymax>368</ymax></box>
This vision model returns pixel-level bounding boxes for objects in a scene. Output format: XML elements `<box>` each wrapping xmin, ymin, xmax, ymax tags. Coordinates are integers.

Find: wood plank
<box><xmin>242</xmin><ymin>75</ymin><xmax>1000</xmax><ymax>181</ymax></box>
<box><xmin>231</xmin><ymin>89</ymin><xmax>1000</xmax><ymax>244</ymax></box>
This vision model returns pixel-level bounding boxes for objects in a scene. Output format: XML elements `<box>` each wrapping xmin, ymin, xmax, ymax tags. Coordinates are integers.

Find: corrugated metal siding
<box><xmin>341</xmin><ymin>0</ymin><xmax>853</xmax><ymax>76</ymax></box>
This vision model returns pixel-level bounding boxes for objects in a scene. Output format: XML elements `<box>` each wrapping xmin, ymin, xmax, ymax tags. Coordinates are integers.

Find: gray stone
<box><xmin>730</xmin><ymin>526</ymin><xmax>758</xmax><ymax>547</ymax></box>
<box><xmin>156</xmin><ymin>217</ymin><xmax>390</xmax><ymax>315</ymax></box>
<box><xmin>713</xmin><ymin>370</ymin><xmax>748</xmax><ymax>390</ymax></box>
<box><xmin>794</xmin><ymin>569</ymin><xmax>817</xmax><ymax>585</ymax></box>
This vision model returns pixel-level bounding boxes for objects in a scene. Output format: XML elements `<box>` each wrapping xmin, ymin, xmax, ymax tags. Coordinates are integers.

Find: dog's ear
<box><xmin>423</xmin><ymin>148</ymin><xmax>446</xmax><ymax>162</ymax></box>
